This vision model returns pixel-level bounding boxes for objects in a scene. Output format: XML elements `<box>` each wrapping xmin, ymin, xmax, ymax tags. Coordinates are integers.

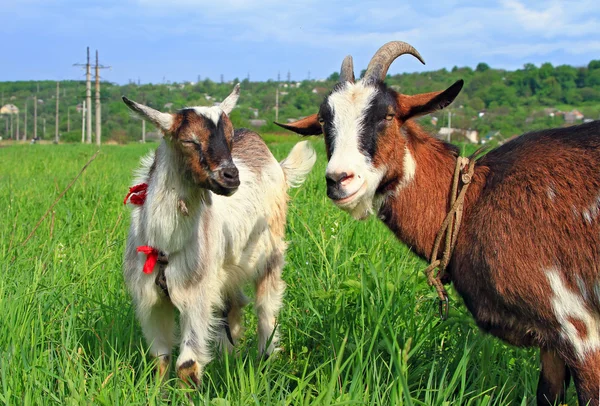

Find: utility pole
<box><xmin>55</xmin><ymin>81</ymin><xmax>60</xmax><ymax>143</ymax></box>
<box><xmin>67</xmin><ymin>108</ymin><xmax>70</xmax><ymax>132</ymax></box>
<box><xmin>16</xmin><ymin>109</ymin><xmax>20</xmax><ymax>140</ymax></box>
<box><xmin>448</xmin><ymin>111</ymin><xmax>452</xmax><ymax>142</ymax></box>
<box><xmin>85</xmin><ymin>48</ymin><xmax>92</xmax><ymax>143</ymax></box>
<box><xmin>142</xmin><ymin>120</ymin><xmax>146</xmax><ymax>143</ymax></box>
<box><xmin>24</xmin><ymin>100</ymin><xmax>27</xmax><ymax>141</ymax></box>
<box><xmin>81</xmin><ymin>100</ymin><xmax>86</xmax><ymax>143</ymax></box>
<box><xmin>33</xmin><ymin>93</ymin><xmax>37</xmax><ymax>140</ymax></box>
<box><xmin>94</xmin><ymin>50</ymin><xmax>111</xmax><ymax>146</ymax></box>
<box><xmin>275</xmin><ymin>88</ymin><xmax>279</xmax><ymax>123</ymax></box>
<box><xmin>287</xmin><ymin>70</ymin><xmax>291</xmax><ymax>83</ymax></box>
<box><xmin>74</xmin><ymin>47</ymin><xmax>92</xmax><ymax>143</ymax></box>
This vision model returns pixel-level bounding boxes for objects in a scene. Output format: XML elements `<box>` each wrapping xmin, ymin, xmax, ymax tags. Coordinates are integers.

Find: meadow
<box><xmin>0</xmin><ymin>138</ymin><xmax>574</xmax><ymax>405</ymax></box>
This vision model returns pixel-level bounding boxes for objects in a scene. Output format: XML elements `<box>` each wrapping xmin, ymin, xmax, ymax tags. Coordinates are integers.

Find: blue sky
<box><xmin>0</xmin><ymin>0</ymin><xmax>598</xmax><ymax>84</ymax></box>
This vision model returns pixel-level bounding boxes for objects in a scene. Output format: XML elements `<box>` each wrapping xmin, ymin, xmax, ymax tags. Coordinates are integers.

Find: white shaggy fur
<box><xmin>124</xmin><ymin>133</ymin><xmax>315</xmax><ymax>382</ymax></box>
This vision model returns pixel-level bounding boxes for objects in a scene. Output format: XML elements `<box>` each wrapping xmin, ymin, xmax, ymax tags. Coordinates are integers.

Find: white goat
<box><xmin>122</xmin><ymin>85</ymin><xmax>316</xmax><ymax>385</ymax></box>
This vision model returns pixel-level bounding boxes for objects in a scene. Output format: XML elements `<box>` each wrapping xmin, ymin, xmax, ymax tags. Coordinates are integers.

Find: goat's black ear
<box><xmin>275</xmin><ymin>114</ymin><xmax>322</xmax><ymax>136</ymax></box>
<box><xmin>398</xmin><ymin>80</ymin><xmax>464</xmax><ymax>120</ymax></box>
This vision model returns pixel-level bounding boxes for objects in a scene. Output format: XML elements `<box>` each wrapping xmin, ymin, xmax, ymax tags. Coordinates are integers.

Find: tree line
<box><xmin>1</xmin><ymin>59</ymin><xmax>599</xmax><ymax>143</ymax></box>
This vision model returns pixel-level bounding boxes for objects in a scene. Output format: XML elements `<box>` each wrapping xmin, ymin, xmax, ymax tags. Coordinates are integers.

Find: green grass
<box><xmin>0</xmin><ymin>139</ymin><xmax>574</xmax><ymax>405</ymax></box>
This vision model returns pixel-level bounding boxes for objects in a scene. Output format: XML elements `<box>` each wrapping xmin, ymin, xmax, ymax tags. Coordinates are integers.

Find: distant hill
<box><xmin>1</xmin><ymin>60</ymin><xmax>599</xmax><ymax>143</ymax></box>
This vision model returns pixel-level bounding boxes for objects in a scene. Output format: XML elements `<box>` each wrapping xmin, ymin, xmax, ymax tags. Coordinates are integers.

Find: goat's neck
<box><xmin>378</xmin><ymin>123</ymin><xmax>485</xmax><ymax>261</ymax></box>
<box><xmin>144</xmin><ymin>141</ymin><xmax>208</xmax><ymax>252</ymax></box>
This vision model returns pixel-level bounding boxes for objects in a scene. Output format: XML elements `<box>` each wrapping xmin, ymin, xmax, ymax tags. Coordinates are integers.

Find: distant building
<box><xmin>249</xmin><ymin>119</ymin><xmax>267</xmax><ymax>127</ymax></box>
<box><xmin>564</xmin><ymin>109</ymin><xmax>584</xmax><ymax>124</ymax></box>
<box><xmin>145</xmin><ymin>131</ymin><xmax>162</xmax><ymax>141</ymax></box>
<box><xmin>438</xmin><ymin>127</ymin><xmax>454</xmax><ymax>140</ymax></box>
<box><xmin>438</xmin><ymin>127</ymin><xmax>479</xmax><ymax>144</ymax></box>
<box><xmin>0</xmin><ymin>104</ymin><xmax>19</xmax><ymax>115</ymax></box>
<box><xmin>465</xmin><ymin>130</ymin><xmax>479</xmax><ymax>144</ymax></box>
<box><xmin>482</xmin><ymin>131</ymin><xmax>501</xmax><ymax>144</ymax></box>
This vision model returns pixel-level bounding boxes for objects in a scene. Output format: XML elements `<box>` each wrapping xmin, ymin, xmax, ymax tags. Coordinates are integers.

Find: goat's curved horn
<box><xmin>363</xmin><ymin>41</ymin><xmax>425</xmax><ymax>83</ymax></box>
<box><xmin>339</xmin><ymin>55</ymin><xmax>355</xmax><ymax>83</ymax></box>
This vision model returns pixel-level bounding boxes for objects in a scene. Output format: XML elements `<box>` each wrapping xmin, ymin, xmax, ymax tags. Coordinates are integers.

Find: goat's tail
<box><xmin>280</xmin><ymin>141</ymin><xmax>317</xmax><ymax>188</ymax></box>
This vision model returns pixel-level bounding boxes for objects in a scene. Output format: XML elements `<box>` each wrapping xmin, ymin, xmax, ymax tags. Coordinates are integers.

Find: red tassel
<box><xmin>137</xmin><ymin>246</ymin><xmax>158</xmax><ymax>274</ymax></box>
<box><xmin>124</xmin><ymin>183</ymin><xmax>148</xmax><ymax>205</ymax></box>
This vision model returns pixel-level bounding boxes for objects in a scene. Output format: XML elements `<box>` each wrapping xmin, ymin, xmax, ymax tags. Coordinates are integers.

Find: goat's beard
<box><xmin>343</xmin><ymin>168</ymin><xmax>386</xmax><ymax>221</ymax></box>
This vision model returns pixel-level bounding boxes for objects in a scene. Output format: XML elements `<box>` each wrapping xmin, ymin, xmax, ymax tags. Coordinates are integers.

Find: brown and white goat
<box><xmin>122</xmin><ymin>85</ymin><xmax>316</xmax><ymax>386</ymax></box>
<box><xmin>277</xmin><ymin>41</ymin><xmax>600</xmax><ymax>405</ymax></box>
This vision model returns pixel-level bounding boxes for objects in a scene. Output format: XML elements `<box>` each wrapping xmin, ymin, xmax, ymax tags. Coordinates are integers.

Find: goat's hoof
<box><xmin>156</xmin><ymin>355</ymin><xmax>171</xmax><ymax>380</ymax></box>
<box><xmin>177</xmin><ymin>360</ymin><xmax>201</xmax><ymax>388</ymax></box>
<box><xmin>261</xmin><ymin>346</ymin><xmax>282</xmax><ymax>361</ymax></box>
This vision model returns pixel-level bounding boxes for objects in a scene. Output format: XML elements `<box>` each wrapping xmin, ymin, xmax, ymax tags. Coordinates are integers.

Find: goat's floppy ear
<box><xmin>274</xmin><ymin>114</ymin><xmax>322</xmax><ymax>136</ymax></box>
<box><xmin>397</xmin><ymin>79</ymin><xmax>464</xmax><ymax>120</ymax></box>
<box><xmin>122</xmin><ymin>96</ymin><xmax>174</xmax><ymax>132</ymax></box>
<box><xmin>221</xmin><ymin>83</ymin><xmax>240</xmax><ymax>115</ymax></box>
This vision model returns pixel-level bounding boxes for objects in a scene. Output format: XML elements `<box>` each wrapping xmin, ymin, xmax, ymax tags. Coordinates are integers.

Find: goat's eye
<box><xmin>385</xmin><ymin>114</ymin><xmax>395</xmax><ymax>121</ymax></box>
<box><xmin>181</xmin><ymin>140</ymin><xmax>197</xmax><ymax>145</ymax></box>
<box><xmin>318</xmin><ymin>117</ymin><xmax>325</xmax><ymax>125</ymax></box>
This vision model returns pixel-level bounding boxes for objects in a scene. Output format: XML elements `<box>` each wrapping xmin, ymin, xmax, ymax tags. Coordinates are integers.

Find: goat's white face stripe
<box><xmin>192</xmin><ymin>106</ymin><xmax>223</xmax><ymax>126</ymax></box>
<box><xmin>327</xmin><ymin>82</ymin><xmax>376</xmax><ymax>175</ymax></box>
<box><xmin>325</xmin><ymin>82</ymin><xmax>386</xmax><ymax>219</ymax></box>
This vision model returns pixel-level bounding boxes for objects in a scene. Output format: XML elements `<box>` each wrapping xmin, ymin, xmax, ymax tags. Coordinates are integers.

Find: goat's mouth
<box><xmin>330</xmin><ymin>182</ymin><xmax>367</xmax><ymax>208</ymax></box>
<box><xmin>207</xmin><ymin>177</ymin><xmax>240</xmax><ymax>196</ymax></box>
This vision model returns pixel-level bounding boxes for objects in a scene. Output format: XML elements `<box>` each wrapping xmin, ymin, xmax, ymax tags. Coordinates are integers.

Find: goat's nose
<box><xmin>326</xmin><ymin>171</ymin><xmax>354</xmax><ymax>186</ymax></box>
<box><xmin>220</xmin><ymin>166</ymin><xmax>239</xmax><ymax>182</ymax></box>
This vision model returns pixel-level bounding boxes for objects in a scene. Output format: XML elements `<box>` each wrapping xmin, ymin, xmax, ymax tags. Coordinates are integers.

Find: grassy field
<box><xmin>0</xmin><ymin>138</ymin><xmax>573</xmax><ymax>405</ymax></box>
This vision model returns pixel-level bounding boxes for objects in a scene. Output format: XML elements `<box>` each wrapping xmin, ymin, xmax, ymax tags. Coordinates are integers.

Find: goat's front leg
<box><xmin>536</xmin><ymin>347</ymin><xmax>570</xmax><ymax>405</ymax></box>
<box><xmin>567</xmin><ymin>348</ymin><xmax>600</xmax><ymax>406</ymax></box>
<box><xmin>134</xmin><ymin>291</ymin><xmax>176</xmax><ymax>380</ymax></box>
<box><xmin>255</xmin><ymin>251</ymin><xmax>286</xmax><ymax>357</ymax></box>
<box><xmin>171</xmin><ymin>281</ymin><xmax>221</xmax><ymax>387</ymax></box>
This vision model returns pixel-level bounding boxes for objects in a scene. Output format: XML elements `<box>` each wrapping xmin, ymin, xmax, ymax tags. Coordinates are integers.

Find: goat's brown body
<box><xmin>276</xmin><ymin>39</ymin><xmax>598</xmax><ymax>402</ymax></box>
<box><xmin>380</xmin><ymin>120</ymin><xmax>600</xmax><ymax>404</ymax></box>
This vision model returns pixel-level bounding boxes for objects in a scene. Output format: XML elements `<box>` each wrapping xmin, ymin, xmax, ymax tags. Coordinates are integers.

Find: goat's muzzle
<box><xmin>210</xmin><ymin>165</ymin><xmax>240</xmax><ymax>196</ymax></box>
<box><xmin>326</xmin><ymin>171</ymin><xmax>362</xmax><ymax>203</ymax></box>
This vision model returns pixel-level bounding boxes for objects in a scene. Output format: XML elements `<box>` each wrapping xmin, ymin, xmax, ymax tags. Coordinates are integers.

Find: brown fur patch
<box><xmin>568</xmin><ymin>349</ymin><xmax>600</xmax><ymax>403</ymax></box>
<box><xmin>170</xmin><ymin>109</ymin><xmax>236</xmax><ymax>187</ymax></box>
<box><xmin>177</xmin><ymin>360</ymin><xmax>200</xmax><ymax>387</ymax></box>
<box><xmin>567</xmin><ymin>317</ymin><xmax>589</xmax><ymax>339</ymax></box>
<box><xmin>232</xmin><ymin>129</ymin><xmax>274</xmax><ymax>174</ymax></box>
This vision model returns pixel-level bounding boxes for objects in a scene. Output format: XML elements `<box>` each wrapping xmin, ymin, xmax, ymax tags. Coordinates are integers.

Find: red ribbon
<box><xmin>137</xmin><ymin>246</ymin><xmax>158</xmax><ymax>274</ymax></box>
<box><xmin>124</xmin><ymin>183</ymin><xmax>148</xmax><ymax>205</ymax></box>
